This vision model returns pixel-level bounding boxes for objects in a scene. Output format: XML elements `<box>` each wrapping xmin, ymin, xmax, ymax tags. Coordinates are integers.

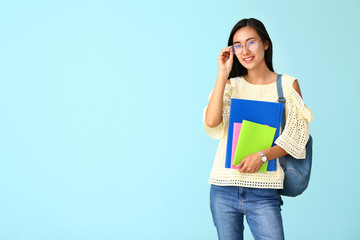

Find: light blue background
<box><xmin>0</xmin><ymin>0</ymin><xmax>359</xmax><ymax>239</ymax></box>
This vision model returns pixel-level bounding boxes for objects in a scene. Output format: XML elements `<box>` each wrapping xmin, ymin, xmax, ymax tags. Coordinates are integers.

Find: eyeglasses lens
<box><xmin>232</xmin><ymin>41</ymin><xmax>259</xmax><ymax>54</ymax></box>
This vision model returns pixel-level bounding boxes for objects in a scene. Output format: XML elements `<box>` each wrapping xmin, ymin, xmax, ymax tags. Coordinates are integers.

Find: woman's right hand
<box><xmin>218</xmin><ymin>46</ymin><xmax>234</xmax><ymax>77</ymax></box>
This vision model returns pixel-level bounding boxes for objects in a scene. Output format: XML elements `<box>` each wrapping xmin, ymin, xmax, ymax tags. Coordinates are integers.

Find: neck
<box><xmin>245</xmin><ymin>61</ymin><xmax>276</xmax><ymax>85</ymax></box>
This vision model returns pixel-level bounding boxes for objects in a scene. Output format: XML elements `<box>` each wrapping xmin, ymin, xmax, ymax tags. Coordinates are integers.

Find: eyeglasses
<box><xmin>231</xmin><ymin>40</ymin><xmax>259</xmax><ymax>55</ymax></box>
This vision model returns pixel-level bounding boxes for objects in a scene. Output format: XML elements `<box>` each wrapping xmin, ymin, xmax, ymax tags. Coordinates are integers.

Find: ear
<box><xmin>264</xmin><ymin>40</ymin><xmax>269</xmax><ymax>51</ymax></box>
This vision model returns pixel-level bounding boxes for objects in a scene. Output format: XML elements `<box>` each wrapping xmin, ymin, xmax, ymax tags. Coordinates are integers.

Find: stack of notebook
<box><xmin>225</xmin><ymin>99</ymin><xmax>284</xmax><ymax>172</ymax></box>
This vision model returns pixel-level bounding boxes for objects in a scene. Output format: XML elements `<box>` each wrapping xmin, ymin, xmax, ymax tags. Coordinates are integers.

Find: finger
<box><xmin>220</xmin><ymin>50</ymin><xmax>229</xmax><ymax>58</ymax></box>
<box><xmin>238</xmin><ymin>161</ymin><xmax>246</xmax><ymax>173</ymax></box>
<box><xmin>236</xmin><ymin>159</ymin><xmax>246</xmax><ymax>168</ymax></box>
<box><xmin>221</xmin><ymin>48</ymin><xmax>227</xmax><ymax>53</ymax></box>
<box><xmin>229</xmin><ymin>47</ymin><xmax>234</xmax><ymax>59</ymax></box>
<box><xmin>219</xmin><ymin>53</ymin><xmax>229</xmax><ymax>61</ymax></box>
<box><xmin>221</xmin><ymin>53</ymin><xmax>229</xmax><ymax>59</ymax></box>
<box><xmin>236</xmin><ymin>162</ymin><xmax>243</xmax><ymax>168</ymax></box>
<box><xmin>221</xmin><ymin>46</ymin><xmax>231</xmax><ymax>54</ymax></box>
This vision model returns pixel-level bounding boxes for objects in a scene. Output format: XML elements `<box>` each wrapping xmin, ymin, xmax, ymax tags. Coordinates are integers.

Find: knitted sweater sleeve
<box><xmin>202</xmin><ymin>84</ymin><xmax>232</xmax><ymax>140</ymax></box>
<box><xmin>274</xmin><ymin>79</ymin><xmax>313</xmax><ymax>159</ymax></box>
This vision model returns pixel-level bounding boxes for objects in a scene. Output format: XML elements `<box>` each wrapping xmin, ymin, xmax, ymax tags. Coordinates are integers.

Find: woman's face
<box><xmin>232</xmin><ymin>26</ymin><xmax>268</xmax><ymax>71</ymax></box>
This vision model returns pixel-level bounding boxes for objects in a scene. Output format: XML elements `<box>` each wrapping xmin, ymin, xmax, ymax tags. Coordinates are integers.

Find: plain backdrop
<box><xmin>1</xmin><ymin>0</ymin><xmax>359</xmax><ymax>239</ymax></box>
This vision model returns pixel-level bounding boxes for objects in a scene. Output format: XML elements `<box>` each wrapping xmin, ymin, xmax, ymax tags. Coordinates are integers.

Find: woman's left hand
<box><xmin>236</xmin><ymin>152</ymin><xmax>264</xmax><ymax>173</ymax></box>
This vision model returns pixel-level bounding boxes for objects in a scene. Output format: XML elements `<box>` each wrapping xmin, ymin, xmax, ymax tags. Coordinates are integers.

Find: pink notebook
<box><xmin>231</xmin><ymin>122</ymin><xmax>242</xmax><ymax>169</ymax></box>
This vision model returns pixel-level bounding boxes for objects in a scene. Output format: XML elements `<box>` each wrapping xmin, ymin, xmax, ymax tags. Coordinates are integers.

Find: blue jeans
<box><xmin>210</xmin><ymin>185</ymin><xmax>284</xmax><ymax>240</ymax></box>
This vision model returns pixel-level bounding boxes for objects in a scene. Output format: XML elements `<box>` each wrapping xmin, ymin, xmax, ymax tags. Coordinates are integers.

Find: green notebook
<box><xmin>233</xmin><ymin>120</ymin><xmax>277</xmax><ymax>172</ymax></box>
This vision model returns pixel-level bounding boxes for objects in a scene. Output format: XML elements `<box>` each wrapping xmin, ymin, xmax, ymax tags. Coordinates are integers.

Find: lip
<box><xmin>243</xmin><ymin>56</ymin><xmax>255</xmax><ymax>63</ymax></box>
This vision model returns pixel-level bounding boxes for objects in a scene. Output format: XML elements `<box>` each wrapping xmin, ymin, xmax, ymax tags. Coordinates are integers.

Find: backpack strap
<box><xmin>276</xmin><ymin>74</ymin><xmax>286</xmax><ymax>131</ymax></box>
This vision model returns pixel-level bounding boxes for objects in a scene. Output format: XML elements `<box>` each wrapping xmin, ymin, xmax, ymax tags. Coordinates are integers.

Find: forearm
<box><xmin>262</xmin><ymin>145</ymin><xmax>288</xmax><ymax>161</ymax></box>
<box><xmin>238</xmin><ymin>145</ymin><xmax>289</xmax><ymax>173</ymax></box>
<box><xmin>205</xmin><ymin>71</ymin><xmax>228</xmax><ymax>127</ymax></box>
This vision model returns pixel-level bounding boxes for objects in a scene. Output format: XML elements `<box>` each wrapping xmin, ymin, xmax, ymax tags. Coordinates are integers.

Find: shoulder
<box><xmin>227</xmin><ymin>76</ymin><xmax>243</xmax><ymax>86</ymax></box>
<box><xmin>281</xmin><ymin>73</ymin><xmax>297</xmax><ymax>85</ymax></box>
<box><xmin>226</xmin><ymin>77</ymin><xmax>243</xmax><ymax>97</ymax></box>
<box><xmin>282</xmin><ymin>74</ymin><xmax>302</xmax><ymax>98</ymax></box>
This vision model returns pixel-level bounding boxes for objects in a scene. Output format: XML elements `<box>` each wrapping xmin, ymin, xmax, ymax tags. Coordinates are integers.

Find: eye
<box><xmin>247</xmin><ymin>41</ymin><xmax>256</xmax><ymax>46</ymax></box>
<box><xmin>234</xmin><ymin>44</ymin><xmax>242</xmax><ymax>49</ymax></box>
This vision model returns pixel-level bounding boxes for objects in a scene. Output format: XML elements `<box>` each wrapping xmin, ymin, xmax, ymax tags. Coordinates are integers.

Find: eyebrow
<box><xmin>233</xmin><ymin>37</ymin><xmax>256</xmax><ymax>44</ymax></box>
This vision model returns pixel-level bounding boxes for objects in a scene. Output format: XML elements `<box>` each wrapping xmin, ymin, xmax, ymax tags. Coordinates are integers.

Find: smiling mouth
<box><xmin>243</xmin><ymin>56</ymin><xmax>254</xmax><ymax>63</ymax></box>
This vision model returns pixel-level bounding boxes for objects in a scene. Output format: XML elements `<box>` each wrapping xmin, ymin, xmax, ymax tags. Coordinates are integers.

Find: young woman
<box><xmin>202</xmin><ymin>18</ymin><xmax>313</xmax><ymax>240</ymax></box>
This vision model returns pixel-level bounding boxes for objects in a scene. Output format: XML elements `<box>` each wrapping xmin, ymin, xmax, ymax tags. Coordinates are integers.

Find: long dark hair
<box><xmin>227</xmin><ymin>18</ymin><xmax>274</xmax><ymax>79</ymax></box>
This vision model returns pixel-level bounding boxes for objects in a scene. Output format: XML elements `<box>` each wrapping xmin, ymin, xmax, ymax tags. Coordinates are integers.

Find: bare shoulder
<box><xmin>292</xmin><ymin>79</ymin><xmax>303</xmax><ymax>98</ymax></box>
<box><xmin>283</xmin><ymin>74</ymin><xmax>303</xmax><ymax>98</ymax></box>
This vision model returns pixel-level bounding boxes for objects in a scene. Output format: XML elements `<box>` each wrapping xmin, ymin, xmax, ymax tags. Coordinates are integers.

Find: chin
<box><xmin>239</xmin><ymin>58</ymin><xmax>258</xmax><ymax>69</ymax></box>
<box><xmin>241</xmin><ymin>62</ymin><xmax>257</xmax><ymax>70</ymax></box>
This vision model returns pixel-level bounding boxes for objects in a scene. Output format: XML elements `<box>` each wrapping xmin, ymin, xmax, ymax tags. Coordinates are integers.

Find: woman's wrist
<box><xmin>262</xmin><ymin>145</ymin><xmax>288</xmax><ymax>161</ymax></box>
<box><xmin>217</xmin><ymin>70</ymin><xmax>230</xmax><ymax>80</ymax></box>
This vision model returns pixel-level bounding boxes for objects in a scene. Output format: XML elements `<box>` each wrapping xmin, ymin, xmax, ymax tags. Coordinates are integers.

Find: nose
<box><xmin>242</xmin><ymin>45</ymin><xmax>249</xmax><ymax>55</ymax></box>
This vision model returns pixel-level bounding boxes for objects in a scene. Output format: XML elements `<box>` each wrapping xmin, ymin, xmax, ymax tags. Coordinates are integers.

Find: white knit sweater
<box><xmin>202</xmin><ymin>74</ymin><xmax>313</xmax><ymax>189</ymax></box>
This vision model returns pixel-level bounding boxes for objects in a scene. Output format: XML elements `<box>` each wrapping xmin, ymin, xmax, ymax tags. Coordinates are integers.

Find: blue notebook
<box><xmin>225</xmin><ymin>98</ymin><xmax>284</xmax><ymax>171</ymax></box>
